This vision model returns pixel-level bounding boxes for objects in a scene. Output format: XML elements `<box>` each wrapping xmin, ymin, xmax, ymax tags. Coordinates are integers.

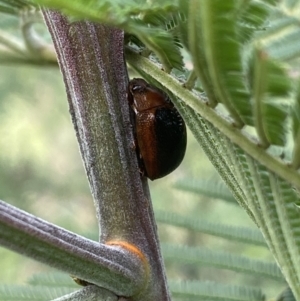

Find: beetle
<box><xmin>127</xmin><ymin>78</ymin><xmax>187</xmax><ymax>180</ymax></box>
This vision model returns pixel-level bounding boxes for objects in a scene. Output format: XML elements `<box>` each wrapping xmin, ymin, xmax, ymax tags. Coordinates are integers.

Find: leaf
<box><xmin>155</xmin><ymin>210</ymin><xmax>267</xmax><ymax>247</ymax></box>
<box><xmin>237</xmin><ymin>1</ymin><xmax>271</xmax><ymax>44</ymax></box>
<box><xmin>250</xmin><ymin>49</ymin><xmax>291</xmax><ymax>146</ymax></box>
<box><xmin>270</xmin><ymin>174</ymin><xmax>300</xmax><ymax>280</ymax></box>
<box><xmin>183</xmin><ymin>0</ymin><xmax>218</xmax><ymax>107</ymax></box>
<box><xmin>162</xmin><ymin>244</ymin><xmax>283</xmax><ymax>281</ymax></box>
<box><xmin>262</xmin><ymin>99</ymin><xmax>289</xmax><ymax>146</ymax></box>
<box><xmin>27</xmin><ymin>272</ymin><xmax>77</xmax><ymax>287</ymax></box>
<box><xmin>130</xmin><ymin>26</ymin><xmax>183</xmax><ymax>71</ymax></box>
<box><xmin>0</xmin><ymin>284</ymin><xmax>75</xmax><ymax>301</ymax></box>
<box><xmin>169</xmin><ymin>279</ymin><xmax>265</xmax><ymax>301</ymax></box>
<box><xmin>177</xmin><ymin>0</ymin><xmax>189</xmax><ymax>49</ymax></box>
<box><xmin>174</xmin><ymin>178</ymin><xmax>237</xmax><ymax>204</ymax></box>
<box><xmin>32</xmin><ymin>0</ymin><xmax>184</xmax><ymax>71</ymax></box>
<box><xmin>187</xmin><ymin>0</ymin><xmax>252</xmax><ymax>126</ymax></box>
<box><xmin>233</xmin><ymin>152</ymin><xmax>300</xmax><ymax>299</ymax></box>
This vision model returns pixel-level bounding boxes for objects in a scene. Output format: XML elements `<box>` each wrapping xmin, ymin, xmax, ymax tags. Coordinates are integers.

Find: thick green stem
<box><xmin>43</xmin><ymin>10</ymin><xmax>170</xmax><ymax>301</ymax></box>
<box><xmin>0</xmin><ymin>201</ymin><xmax>143</xmax><ymax>296</ymax></box>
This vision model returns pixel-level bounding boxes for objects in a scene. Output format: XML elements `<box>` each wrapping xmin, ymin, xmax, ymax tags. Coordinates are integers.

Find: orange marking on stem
<box><xmin>106</xmin><ymin>240</ymin><xmax>147</xmax><ymax>265</ymax></box>
<box><xmin>106</xmin><ymin>240</ymin><xmax>151</xmax><ymax>294</ymax></box>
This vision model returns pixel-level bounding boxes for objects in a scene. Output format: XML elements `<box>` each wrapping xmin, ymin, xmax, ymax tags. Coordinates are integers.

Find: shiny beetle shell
<box><xmin>127</xmin><ymin>78</ymin><xmax>187</xmax><ymax>180</ymax></box>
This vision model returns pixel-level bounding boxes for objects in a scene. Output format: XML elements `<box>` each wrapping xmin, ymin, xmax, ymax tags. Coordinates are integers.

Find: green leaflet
<box><xmin>155</xmin><ymin>210</ymin><xmax>266</xmax><ymax>246</ymax></box>
<box><xmin>262</xmin><ymin>99</ymin><xmax>289</xmax><ymax>146</ymax></box>
<box><xmin>233</xmin><ymin>146</ymin><xmax>300</xmax><ymax>299</ymax></box>
<box><xmin>131</xmin><ymin>26</ymin><xmax>183</xmax><ymax>72</ymax></box>
<box><xmin>0</xmin><ymin>285</ymin><xmax>76</xmax><ymax>301</ymax></box>
<box><xmin>174</xmin><ymin>178</ymin><xmax>238</xmax><ymax>204</ymax></box>
<box><xmin>177</xmin><ymin>0</ymin><xmax>189</xmax><ymax>50</ymax></box>
<box><xmin>270</xmin><ymin>175</ymin><xmax>300</xmax><ymax>280</ymax></box>
<box><xmin>162</xmin><ymin>243</ymin><xmax>283</xmax><ymax>281</ymax></box>
<box><xmin>185</xmin><ymin>0</ymin><xmax>218</xmax><ymax>107</ymax></box>
<box><xmin>31</xmin><ymin>0</ymin><xmax>184</xmax><ymax>71</ymax></box>
<box><xmin>251</xmin><ymin>49</ymin><xmax>290</xmax><ymax>146</ymax></box>
<box><xmin>169</xmin><ymin>279</ymin><xmax>265</xmax><ymax>301</ymax></box>
<box><xmin>237</xmin><ymin>1</ymin><xmax>271</xmax><ymax>44</ymax></box>
<box><xmin>0</xmin><ymin>272</ymin><xmax>77</xmax><ymax>300</ymax></box>
<box><xmin>186</xmin><ymin>0</ymin><xmax>252</xmax><ymax>125</ymax></box>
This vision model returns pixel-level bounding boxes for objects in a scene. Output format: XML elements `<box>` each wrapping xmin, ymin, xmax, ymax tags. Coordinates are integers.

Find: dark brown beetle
<box><xmin>127</xmin><ymin>78</ymin><xmax>187</xmax><ymax>180</ymax></box>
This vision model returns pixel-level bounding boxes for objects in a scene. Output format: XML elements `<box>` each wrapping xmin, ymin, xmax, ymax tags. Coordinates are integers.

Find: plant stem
<box><xmin>43</xmin><ymin>10</ymin><xmax>170</xmax><ymax>301</ymax></box>
<box><xmin>0</xmin><ymin>201</ymin><xmax>142</xmax><ymax>296</ymax></box>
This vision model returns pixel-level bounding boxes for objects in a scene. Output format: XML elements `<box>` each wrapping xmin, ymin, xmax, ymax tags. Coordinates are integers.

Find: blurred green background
<box><xmin>0</xmin><ymin>63</ymin><xmax>284</xmax><ymax>299</ymax></box>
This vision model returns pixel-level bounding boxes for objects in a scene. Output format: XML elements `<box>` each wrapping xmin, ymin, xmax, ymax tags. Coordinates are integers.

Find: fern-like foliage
<box><xmin>0</xmin><ymin>273</ymin><xmax>77</xmax><ymax>301</ymax></box>
<box><xmin>2</xmin><ymin>0</ymin><xmax>300</xmax><ymax>301</ymax></box>
<box><xmin>168</xmin><ymin>280</ymin><xmax>265</xmax><ymax>301</ymax></box>
<box><xmin>155</xmin><ymin>210</ymin><xmax>267</xmax><ymax>247</ymax></box>
<box><xmin>124</xmin><ymin>1</ymin><xmax>300</xmax><ymax>298</ymax></box>
<box><xmin>27</xmin><ymin>0</ymin><xmax>184</xmax><ymax>71</ymax></box>
<box><xmin>155</xmin><ymin>178</ymin><xmax>289</xmax><ymax>300</ymax></box>
<box><xmin>173</xmin><ymin>178</ymin><xmax>238</xmax><ymax>204</ymax></box>
<box><xmin>162</xmin><ymin>243</ymin><xmax>283</xmax><ymax>281</ymax></box>
<box><xmin>2</xmin><ymin>286</ymin><xmax>76</xmax><ymax>301</ymax></box>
